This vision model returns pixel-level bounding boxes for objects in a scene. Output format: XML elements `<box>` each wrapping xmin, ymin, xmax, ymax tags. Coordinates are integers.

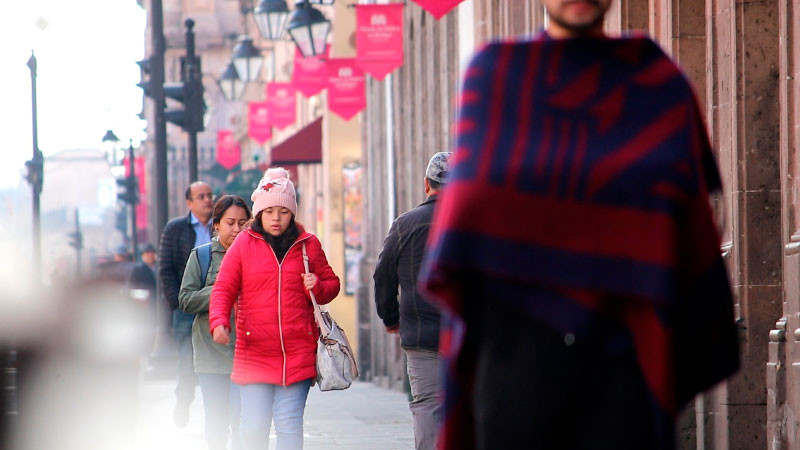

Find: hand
<box><xmin>302</xmin><ymin>273</ymin><xmax>318</xmax><ymax>291</ymax></box>
<box><xmin>212</xmin><ymin>325</ymin><xmax>230</xmax><ymax>345</ymax></box>
<box><xmin>385</xmin><ymin>324</ymin><xmax>399</xmax><ymax>334</ymax></box>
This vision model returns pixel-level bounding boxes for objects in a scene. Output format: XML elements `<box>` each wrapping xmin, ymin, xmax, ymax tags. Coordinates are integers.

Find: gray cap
<box><xmin>425</xmin><ymin>152</ymin><xmax>453</xmax><ymax>184</ymax></box>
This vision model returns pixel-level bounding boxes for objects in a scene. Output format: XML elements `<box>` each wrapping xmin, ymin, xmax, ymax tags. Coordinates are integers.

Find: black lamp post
<box><xmin>101</xmin><ymin>129</ymin><xmax>121</xmax><ymax>166</ymax></box>
<box><xmin>232</xmin><ymin>35</ymin><xmax>264</xmax><ymax>82</ymax></box>
<box><xmin>254</xmin><ymin>0</ymin><xmax>290</xmax><ymax>41</ymax></box>
<box><xmin>286</xmin><ymin>1</ymin><xmax>331</xmax><ymax>57</ymax></box>
<box><xmin>218</xmin><ymin>61</ymin><xmax>244</xmax><ymax>101</ymax></box>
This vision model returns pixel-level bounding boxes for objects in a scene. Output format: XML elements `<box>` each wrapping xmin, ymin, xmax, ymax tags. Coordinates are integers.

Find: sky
<box><xmin>0</xmin><ymin>0</ymin><xmax>147</xmax><ymax>189</ymax></box>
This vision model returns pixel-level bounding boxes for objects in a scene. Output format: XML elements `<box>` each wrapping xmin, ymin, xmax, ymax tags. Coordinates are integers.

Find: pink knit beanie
<box><xmin>251</xmin><ymin>169</ymin><xmax>297</xmax><ymax>217</ymax></box>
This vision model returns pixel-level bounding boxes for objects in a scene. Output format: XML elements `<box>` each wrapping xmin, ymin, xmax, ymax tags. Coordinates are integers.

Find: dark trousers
<box><xmin>471</xmin><ymin>303</ymin><xmax>660</xmax><ymax>450</ymax></box>
<box><xmin>172</xmin><ymin>309</ymin><xmax>198</xmax><ymax>405</ymax></box>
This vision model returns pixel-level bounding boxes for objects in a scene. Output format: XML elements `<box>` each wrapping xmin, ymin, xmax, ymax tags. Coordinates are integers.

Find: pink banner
<box><xmin>412</xmin><ymin>0</ymin><xmax>464</xmax><ymax>19</ymax></box>
<box><xmin>356</xmin><ymin>4</ymin><xmax>404</xmax><ymax>80</ymax></box>
<box><xmin>327</xmin><ymin>59</ymin><xmax>366</xmax><ymax>121</ymax></box>
<box><xmin>292</xmin><ymin>47</ymin><xmax>329</xmax><ymax>98</ymax></box>
<box><xmin>124</xmin><ymin>156</ymin><xmax>148</xmax><ymax>230</ymax></box>
<box><xmin>217</xmin><ymin>130</ymin><xmax>241</xmax><ymax>170</ymax></box>
<box><xmin>266</xmin><ymin>83</ymin><xmax>298</xmax><ymax>130</ymax></box>
<box><xmin>248</xmin><ymin>101</ymin><xmax>272</xmax><ymax>144</ymax></box>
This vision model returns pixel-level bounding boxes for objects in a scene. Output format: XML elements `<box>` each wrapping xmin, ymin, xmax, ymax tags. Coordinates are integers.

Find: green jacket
<box><xmin>178</xmin><ymin>238</ymin><xmax>235</xmax><ymax>374</ymax></box>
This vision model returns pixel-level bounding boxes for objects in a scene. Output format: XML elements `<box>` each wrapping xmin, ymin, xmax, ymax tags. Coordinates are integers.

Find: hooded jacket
<box><xmin>209</xmin><ymin>226</ymin><xmax>340</xmax><ymax>386</ymax></box>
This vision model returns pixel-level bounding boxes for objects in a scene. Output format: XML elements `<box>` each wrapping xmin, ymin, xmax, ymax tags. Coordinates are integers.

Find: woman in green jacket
<box><xmin>179</xmin><ymin>195</ymin><xmax>251</xmax><ymax>450</ymax></box>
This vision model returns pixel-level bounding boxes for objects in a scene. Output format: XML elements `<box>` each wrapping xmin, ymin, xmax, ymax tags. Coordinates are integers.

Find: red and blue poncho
<box><xmin>420</xmin><ymin>34</ymin><xmax>739</xmax><ymax>449</ymax></box>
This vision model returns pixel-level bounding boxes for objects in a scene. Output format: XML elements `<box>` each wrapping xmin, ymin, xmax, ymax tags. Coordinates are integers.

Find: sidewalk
<box><xmin>135</xmin><ymin>378</ymin><xmax>414</xmax><ymax>450</ymax></box>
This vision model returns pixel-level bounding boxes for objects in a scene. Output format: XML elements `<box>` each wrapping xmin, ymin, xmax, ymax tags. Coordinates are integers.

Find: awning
<box><xmin>270</xmin><ymin>117</ymin><xmax>322</xmax><ymax>165</ymax></box>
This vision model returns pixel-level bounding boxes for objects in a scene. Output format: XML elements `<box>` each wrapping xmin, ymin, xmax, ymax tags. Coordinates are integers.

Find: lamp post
<box><xmin>253</xmin><ymin>0</ymin><xmax>290</xmax><ymax>41</ymax></box>
<box><xmin>218</xmin><ymin>62</ymin><xmax>244</xmax><ymax>102</ymax></box>
<box><xmin>232</xmin><ymin>35</ymin><xmax>265</xmax><ymax>82</ymax></box>
<box><xmin>126</xmin><ymin>140</ymin><xmax>139</xmax><ymax>263</ymax></box>
<box><xmin>286</xmin><ymin>1</ymin><xmax>331</xmax><ymax>57</ymax></box>
<box><xmin>101</xmin><ymin>129</ymin><xmax>121</xmax><ymax>166</ymax></box>
<box><xmin>25</xmin><ymin>52</ymin><xmax>43</xmax><ymax>282</ymax></box>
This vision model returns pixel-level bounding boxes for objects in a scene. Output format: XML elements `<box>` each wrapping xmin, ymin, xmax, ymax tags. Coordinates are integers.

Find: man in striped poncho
<box><xmin>418</xmin><ymin>0</ymin><xmax>740</xmax><ymax>449</ymax></box>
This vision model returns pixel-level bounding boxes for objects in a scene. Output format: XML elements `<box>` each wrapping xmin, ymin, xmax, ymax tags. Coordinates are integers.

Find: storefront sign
<box><xmin>248</xmin><ymin>101</ymin><xmax>272</xmax><ymax>144</ymax></box>
<box><xmin>217</xmin><ymin>130</ymin><xmax>241</xmax><ymax>170</ymax></box>
<box><xmin>412</xmin><ymin>0</ymin><xmax>464</xmax><ymax>19</ymax></box>
<box><xmin>292</xmin><ymin>47</ymin><xmax>329</xmax><ymax>98</ymax></box>
<box><xmin>266</xmin><ymin>83</ymin><xmax>297</xmax><ymax>130</ymax></box>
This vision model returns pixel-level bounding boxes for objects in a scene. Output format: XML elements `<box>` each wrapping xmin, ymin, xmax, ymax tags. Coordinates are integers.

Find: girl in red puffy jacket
<box><xmin>209</xmin><ymin>170</ymin><xmax>340</xmax><ymax>450</ymax></box>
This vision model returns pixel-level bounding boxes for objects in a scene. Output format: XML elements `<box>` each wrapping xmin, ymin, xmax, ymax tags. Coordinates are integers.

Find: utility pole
<box><xmin>25</xmin><ymin>52</ymin><xmax>43</xmax><ymax>282</ymax></box>
<box><xmin>185</xmin><ymin>19</ymin><xmax>199</xmax><ymax>183</ymax></box>
<box><xmin>127</xmin><ymin>140</ymin><xmax>139</xmax><ymax>262</ymax></box>
<box><xmin>151</xmin><ymin>0</ymin><xmax>168</xmax><ymax>240</ymax></box>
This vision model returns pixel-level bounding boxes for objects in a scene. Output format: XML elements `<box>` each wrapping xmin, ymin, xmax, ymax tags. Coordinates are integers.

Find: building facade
<box><xmin>358</xmin><ymin>1</ymin><xmax>800</xmax><ymax>449</ymax></box>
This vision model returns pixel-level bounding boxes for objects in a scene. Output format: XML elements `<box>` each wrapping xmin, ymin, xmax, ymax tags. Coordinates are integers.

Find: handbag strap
<box><xmin>302</xmin><ymin>243</ymin><xmax>331</xmax><ymax>336</ymax></box>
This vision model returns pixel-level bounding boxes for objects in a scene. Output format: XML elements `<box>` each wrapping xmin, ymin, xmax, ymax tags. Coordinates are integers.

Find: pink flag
<box><xmin>266</xmin><ymin>83</ymin><xmax>298</xmax><ymax>130</ymax></box>
<box><xmin>327</xmin><ymin>58</ymin><xmax>366</xmax><ymax>121</ymax></box>
<box><xmin>248</xmin><ymin>101</ymin><xmax>272</xmax><ymax>144</ymax></box>
<box><xmin>356</xmin><ymin>4</ymin><xmax>404</xmax><ymax>80</ymax></box>
<box><xmin>411</xmin><ymin>0</ymin><xmax>464</xmax><ymax>19</ymax></box>
<box><xmin>217</xmin><ymin>130</ymin><xmax>241</xmax><ymax>170</ymax></box>
<box><xmin>292</xmin><ymin>47</ymin><xmax>329</xmax><ymax>98</ymax></box>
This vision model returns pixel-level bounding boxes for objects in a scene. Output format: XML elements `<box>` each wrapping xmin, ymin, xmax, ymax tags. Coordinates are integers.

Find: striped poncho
<box><xmin>419</xmin><ymin>34</ymin><xmax>739</xmax><ymax>449</ymax></box>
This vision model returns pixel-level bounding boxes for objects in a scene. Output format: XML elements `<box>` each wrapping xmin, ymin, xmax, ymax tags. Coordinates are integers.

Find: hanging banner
<box><xmin>248</xmin><ymin>101</ymin><xmax>272</xmax><ymax>144</ymax></box>
<box><xmin>123</xmin><ymin>156</ymin><xmax>148</xmax><ymax>231</ymax></box>
<box><xmin>217</xmin><ymin>130</ymin><xmax>241</xmax><ymax>170</ymax></box>
<box><xmin>326</xmin><ymin>58</ymin><xmax>366</xmax><ymax>121</ymax></box>
<box><xmin>292</xmin><ymin>47</ymin><xmax>329</xmax><ymax>98</ymax></box>
<box><xmin>412</xmin><ymin>0</ymin><xmax>464</xmax><ymax>19</ymax></box>
<box><xmin>356</xmin><ymin>4</ymin><xmax>404</xmax><ymax>80</ymax></box>
<box><xmin>266</xmin><ymin>83</ymin><xmax>298</xmax><ymax>130</ymax></box>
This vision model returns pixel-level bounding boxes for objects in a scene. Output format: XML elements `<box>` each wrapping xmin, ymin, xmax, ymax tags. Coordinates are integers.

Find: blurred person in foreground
<box><xmin>419</xmin><ymin>1</ymin><xmax>739</xmax><ymax>449</ymax></box>
<box><xmin>179</xmin><ymin>195</ymin><xmax>252</xmax><ymax>450</ymax></box>
<box><xmin>159</xmin><ymin>181</ymin><xmax>214</xmax><ymax>426</ymax></box>
<box><xmin>210</xmin><ymin>169</ymin><xmax>340</xmax><ymax>450</ymax></box>
<box><xmin>373</xmin><ymin>151</ymin><xmax>452</xmax><ymax>450</ymax></box>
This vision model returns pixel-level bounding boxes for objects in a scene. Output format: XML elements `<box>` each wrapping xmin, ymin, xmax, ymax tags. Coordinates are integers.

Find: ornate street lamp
<box><xmin>218</xmin><ymin>61</ymin><xmax>244</xmax><ymax>101</ymax></box>
<box><xmin>254</xmin><ymin>0</ymin><xmax>290</xmax><ymax>41</ymax></box>
<box><xmin>101</xmin><ymin>129</ymin><xmax>121</xmax><ymax>166</ymax></box>
<box><xmin>232</xmin><ymin>35</ymin><xmax>264</xmax><ymax>82</ymax></box>
<box><xmin>286</xmin><ymin>1</ymin><xmax>331</xmax><ymax>57</ymax></box>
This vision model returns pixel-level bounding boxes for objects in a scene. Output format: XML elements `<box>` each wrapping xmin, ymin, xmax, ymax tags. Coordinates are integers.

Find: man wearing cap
<box><xmin>373</xmin><ymin>151</ymin><xmax>452</xmax><ymax>450</ymax></box>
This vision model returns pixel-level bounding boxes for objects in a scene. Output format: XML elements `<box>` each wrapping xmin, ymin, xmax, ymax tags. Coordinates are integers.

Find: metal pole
<box><xmin>74</xmin><ymin>209</ymin><xmax>82</xmax><ymax>279</ymax></box>
<box><xmin>27</xmin><ymin>52</ymin><xmax>42</xmax><ymax>282</ymax></box>
<box><xmin>185</xmin><ymin>19</ymin><xmax>198</xmax><ymax>183</ymax></box>
<box><xmin>151</xmin><ymin>0</ymin><xmax>168</xmax><ymax>238</ymax></box>
<box><xmin>128</xmin><ymin>141</ymin><xmax>139</xmax><ymax>262</ymax></box>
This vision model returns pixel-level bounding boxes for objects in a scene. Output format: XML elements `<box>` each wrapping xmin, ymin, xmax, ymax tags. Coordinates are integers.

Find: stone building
<box><xmin>358</xmin><ymin>0</ymin><xmax>800</xmax><ymax>449</ymax></box>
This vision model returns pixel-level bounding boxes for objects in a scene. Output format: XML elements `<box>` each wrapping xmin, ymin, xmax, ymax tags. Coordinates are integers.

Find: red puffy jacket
<box><xmin>209</xmin><ymin>226</ymin><xmax>340</xmax><ymax>386</ymax></box>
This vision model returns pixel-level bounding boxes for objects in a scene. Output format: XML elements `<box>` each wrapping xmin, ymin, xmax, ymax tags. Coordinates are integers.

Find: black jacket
<box><xmin>158</xmin><ymin>213</ymin><xmax>198</xmax><ymax>310</ymax></box>
<box><xmin>373</xmin><ymin>195</ymin><xmax>441</xmax><ymax>351</ymax></box>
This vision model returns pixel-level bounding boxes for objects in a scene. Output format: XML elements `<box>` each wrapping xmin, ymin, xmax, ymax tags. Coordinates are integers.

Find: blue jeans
<box><xmin>199</xmin><ymin>374</ymin><xmax>242</xmax><ymax>450</ymax></box>
<box><xmin>172</xmin><ymin>309</ymin><xmax>198</xmax><ymax>405</ymax></box>
<box><xmin>239</xmin><ymin>379</ymin><xmax>313</xmax><ymax>450</ymax></box>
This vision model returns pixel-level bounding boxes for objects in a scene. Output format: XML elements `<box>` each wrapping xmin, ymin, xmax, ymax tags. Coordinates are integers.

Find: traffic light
<box><xmin>117</xmin><ymin>177</ymin><xmax>139</xmax><ymax>205</ymax></box>
<box><xmin>67</xmin><ymin>230</ymin><xmax>83</xmax><ymax>250</ymax></box>
<box><xmin>164</xmin><ymin>56</ymin><xmax>206</xmax><ymax>133</ymax></box>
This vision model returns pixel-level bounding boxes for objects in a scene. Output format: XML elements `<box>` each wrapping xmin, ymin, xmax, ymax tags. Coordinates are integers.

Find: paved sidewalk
<box><xmin>135</xmin><ymin>379</ymin><xmax>414</xmax><ymax>450</ymax></box>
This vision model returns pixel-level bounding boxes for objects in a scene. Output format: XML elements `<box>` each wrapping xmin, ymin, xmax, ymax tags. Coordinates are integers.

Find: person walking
<box><xmin>158</xmin><ymin>181</ymin><xmax>214</xmax><ymax>426</ymax></box>
<box><xmin>179</xmin><ymin>195</ymin><xmax>252</xmax><ymax>450</ymax></box>
<box><xmin>373</xmin><ymin>152</ymin><xmax>452</xmax><ymax>450</ymax></box>
<box><xmin>209</xmin><ymin>170</ymin><xmax>340</xmax><ymax>450</ymax></box>
<box><xmin>419</xmin><ymin>1</ymin><xmax>740</xmax><ymax>449</ymax></box>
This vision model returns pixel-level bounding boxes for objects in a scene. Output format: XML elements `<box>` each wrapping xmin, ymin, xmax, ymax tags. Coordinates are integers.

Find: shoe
<box><xmin>173</xmin><ymin>401</ymin><xmax>190</xmax><ymax>428</ymax></box>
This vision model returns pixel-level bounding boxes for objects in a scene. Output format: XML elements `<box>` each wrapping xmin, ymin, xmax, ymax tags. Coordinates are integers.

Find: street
<box><xmin>135</xmin><ymin>377</ymin><xmax>414</xmax><ymax>450</ymax></box>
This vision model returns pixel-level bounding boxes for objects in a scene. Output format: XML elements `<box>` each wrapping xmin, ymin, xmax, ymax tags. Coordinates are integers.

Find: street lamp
<box><xmin>286</xmin><ymin>1</ymin><xmax>331</xmax><ymax>57</ymax></box>
<box><xmin>101</xmin><ymin>129</ymin><xmax>121</xmax><ymax>166</ymax></box>
<box><xmin>254</xmin><ymin>0</ymin><xmax>290</xmax><ymax>41</ymax></box>
<box><xmin>232</xmin><ymin>35</ymin><xmax>264</xmax><ymax>82</ymax></box>
<box><xmin>218</xmin><ymin>61</ymin><xmax>244</xmax><ymax>101</ymax></box>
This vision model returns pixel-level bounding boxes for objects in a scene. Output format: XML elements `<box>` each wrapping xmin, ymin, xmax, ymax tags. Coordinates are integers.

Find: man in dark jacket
<box><xmin>158</xmin><ymin>181</ymin><xmax>213</xmax><ymax>427</ymax></box>
<box><xmin>373</xmin><ymin>152</ymin><xmax>452</xmax><ymax>450</ymax></box>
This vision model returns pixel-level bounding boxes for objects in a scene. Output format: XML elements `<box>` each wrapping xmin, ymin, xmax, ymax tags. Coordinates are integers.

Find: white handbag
<box><xmin>302</xmin><ymin>243</ymin><xmax>359</xmax><ymax>391</ymax></box>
